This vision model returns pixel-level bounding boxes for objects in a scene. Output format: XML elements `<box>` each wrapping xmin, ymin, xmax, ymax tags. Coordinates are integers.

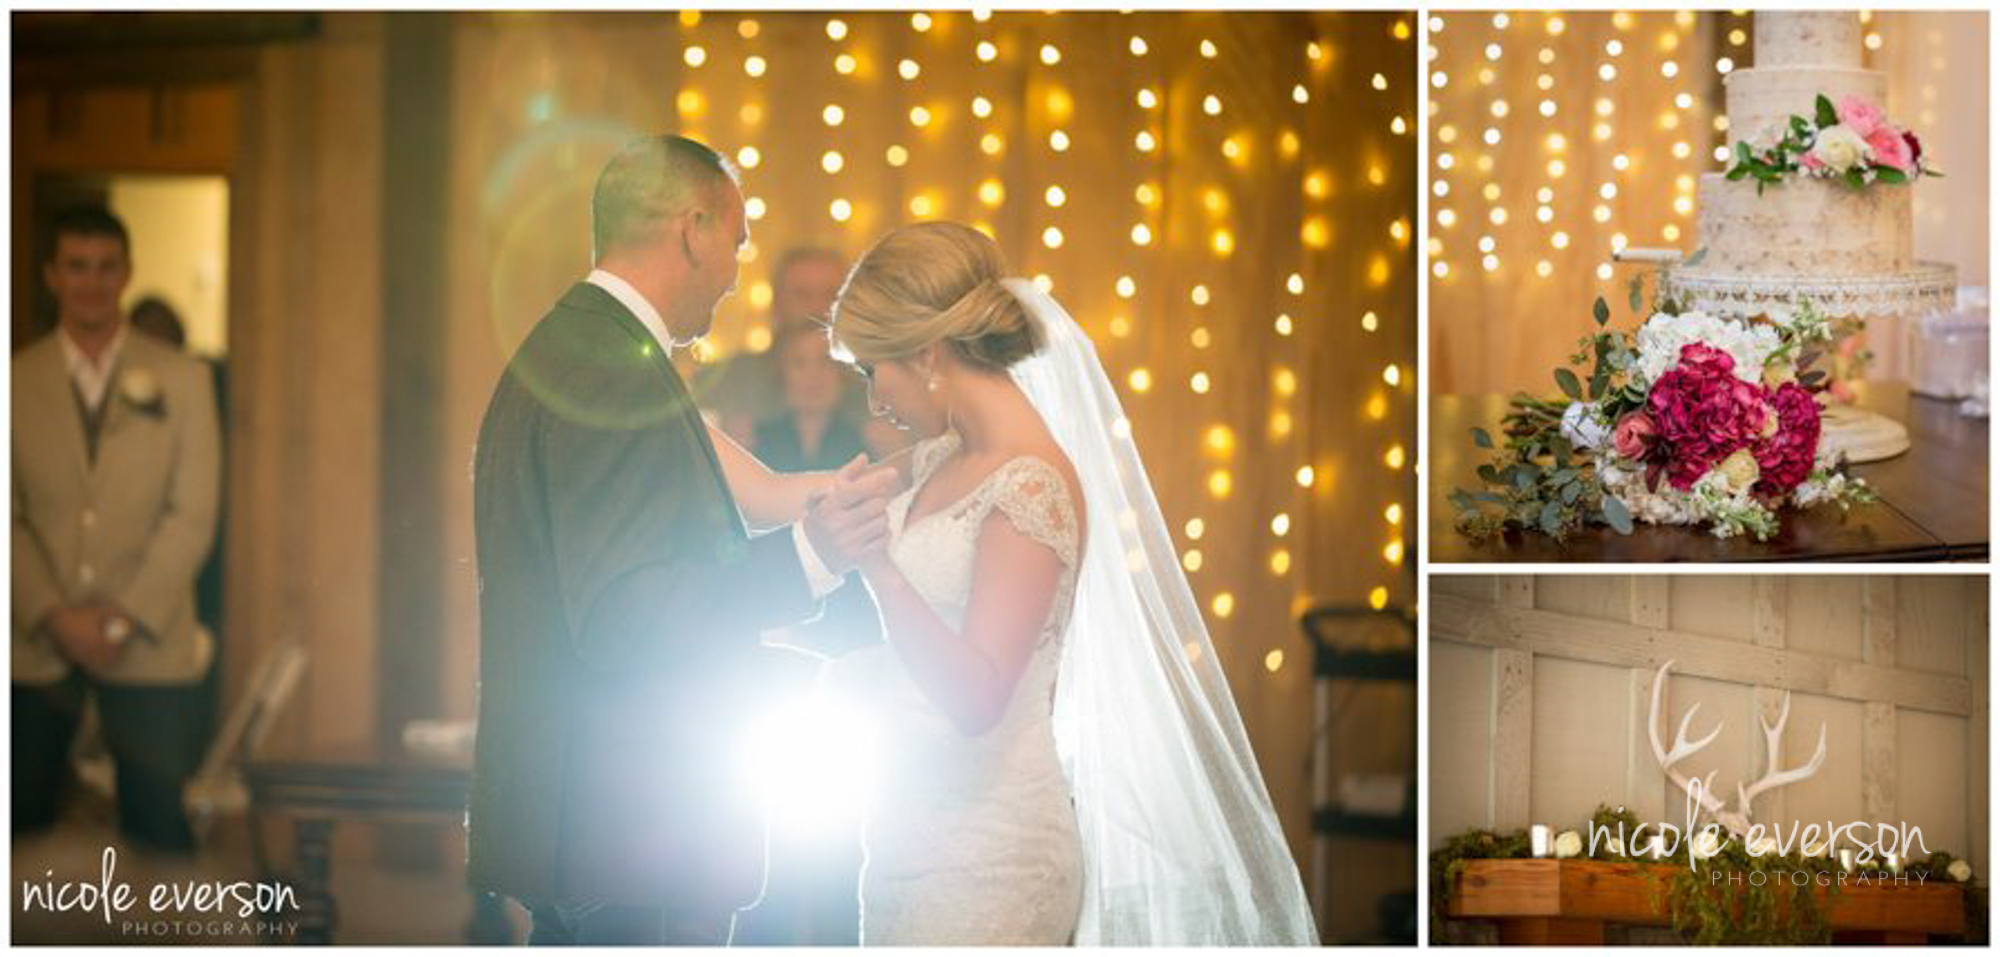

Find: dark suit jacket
<box><xmin>467</xmin><ymin>282</ymin><xmax>820</xmax><ymax>911</ymax></box>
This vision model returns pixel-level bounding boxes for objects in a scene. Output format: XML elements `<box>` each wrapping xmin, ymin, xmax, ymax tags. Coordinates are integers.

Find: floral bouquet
<box><xmin>1726</xmin><ymin>93</ymin><xmax>1941</xmax><ymax>192</ymax></box>
<box><xmin>1451</xmin><ymin>293</ymin><xmax>1877</xmax><ymax>543</ymax></box>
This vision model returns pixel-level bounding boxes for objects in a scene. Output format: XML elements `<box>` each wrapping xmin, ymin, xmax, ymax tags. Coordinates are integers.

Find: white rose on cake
<box><xmin>1808</xmin><ymin>123</ymin><xmax>1870</xmax><ymax>174</ymax></box>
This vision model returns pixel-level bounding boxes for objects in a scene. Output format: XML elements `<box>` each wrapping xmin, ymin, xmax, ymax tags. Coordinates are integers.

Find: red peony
<box><xmin>1646</xmin><ymin>344</ymin><xmax>1770</xmax><ymax>490</ymax></box>
<box><xmin>1753</xmin><ymin>382</ymin><xmax>1822</xmax><ymax>496</ymax></box>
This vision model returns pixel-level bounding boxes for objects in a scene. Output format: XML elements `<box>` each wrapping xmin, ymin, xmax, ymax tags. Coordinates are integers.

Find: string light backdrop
<box><xmin>1427</xmin><ymin>10</ymin><xmax>1987</xmax><ymax>397</ymax></box>
<box><xmin>444</xmin><ymin>11</ymin><xmax>1417</xmax><ymax>924</ymax></box>
<box><xmin>1426</xmin><ymin>10</ymin><xmax>1729</xmax><ymax>396</ymax></box>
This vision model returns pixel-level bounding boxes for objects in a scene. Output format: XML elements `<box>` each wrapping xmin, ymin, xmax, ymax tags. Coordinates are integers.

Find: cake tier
<box><xmin>1724</xmin><ymin>65</ymin><xmax>1885</xmax><ymax>145</ymax></box>
<box><xmin>1754</xmin><ymin>12</ymin><xmax>1864</xmax><ymax>69</ymax></box>
<box><xmin>1693</xmin><ymin>171</ymin><xmax>1910</xmax><ymax>278</ymax></box>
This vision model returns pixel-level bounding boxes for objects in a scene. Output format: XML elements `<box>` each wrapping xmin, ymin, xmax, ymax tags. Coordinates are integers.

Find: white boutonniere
<box><xmin>120</xmin><ymin>368</ymin><xmax>165</xmax><ymax>416</ymax></box>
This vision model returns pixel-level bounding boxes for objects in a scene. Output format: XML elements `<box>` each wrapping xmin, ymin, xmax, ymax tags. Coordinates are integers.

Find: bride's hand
<box><xmin>854</xmin><ymin>521</ymin><xmax>897</xmax><ymax>583</ymax></box>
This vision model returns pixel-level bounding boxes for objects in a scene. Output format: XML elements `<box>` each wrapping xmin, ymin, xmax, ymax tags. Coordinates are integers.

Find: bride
<box><xmin>708</xmin><ymin>222</ymin><xmax>1316</xmax><ymax>945</ymax></box>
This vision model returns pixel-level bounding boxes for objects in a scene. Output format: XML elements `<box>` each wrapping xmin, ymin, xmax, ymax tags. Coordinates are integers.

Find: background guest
<box><xmin>13</xmin><ymin>207</ymin><xmax>220</xmax><ymax>853</ymax></box>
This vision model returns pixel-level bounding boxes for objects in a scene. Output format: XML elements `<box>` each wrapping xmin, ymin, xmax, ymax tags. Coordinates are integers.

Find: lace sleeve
<box><xmin>983</xmin><ymin>457</ymin><xmax>1081</xmax><ymax>569</ymax></box>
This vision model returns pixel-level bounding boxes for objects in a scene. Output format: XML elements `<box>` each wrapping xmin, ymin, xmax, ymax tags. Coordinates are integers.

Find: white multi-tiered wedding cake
<box><xmin>1666</xmin><ymin>11</ymin><xmax>1954</xmax><ymax>320</ymax></box>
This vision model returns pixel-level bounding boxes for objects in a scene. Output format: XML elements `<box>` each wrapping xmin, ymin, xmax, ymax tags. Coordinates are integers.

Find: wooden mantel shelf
<box><xmin>1447</xmin><ymin>859</ymin><xmax>1967</xmax><ymax>945</ymax></box>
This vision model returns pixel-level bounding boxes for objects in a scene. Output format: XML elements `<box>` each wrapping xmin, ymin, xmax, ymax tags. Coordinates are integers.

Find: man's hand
<box><xmin>44</xmin><ymin>604</ymin><xmax>125</xmax><ymax>673</ymax></box>
<box><xmin>804</xmin><ymin>454</ymin><xmax>898</xmax><ymax>576</ymax></box>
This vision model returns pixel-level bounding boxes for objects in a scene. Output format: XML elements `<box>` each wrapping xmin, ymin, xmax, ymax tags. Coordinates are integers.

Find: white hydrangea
<box><xmin>1634</xmin><ymin>310</ymin><xmax>1783</xmax><ymax>388</ymax></box>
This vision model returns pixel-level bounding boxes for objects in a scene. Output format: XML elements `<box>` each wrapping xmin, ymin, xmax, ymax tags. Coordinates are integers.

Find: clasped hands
<box><xmin>41</xmin><ymin>602</ymin><xmax>132</xmax><ymax>673</ymax></box>
<box><xmin>803</xmin><ymin>453</ymin><xmax>900</xmax><ymax>580</ymax></box>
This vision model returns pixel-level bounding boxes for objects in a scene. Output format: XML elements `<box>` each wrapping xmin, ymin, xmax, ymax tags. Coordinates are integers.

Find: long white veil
<box><xmin>1001</xmin><ymin>278</ymin><xmax>1318</xmax><ymax>945</ymax></box>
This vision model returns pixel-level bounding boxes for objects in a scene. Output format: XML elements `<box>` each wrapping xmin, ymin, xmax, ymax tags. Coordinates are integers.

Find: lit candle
<box><xmin>1839</xmin><ymin>848</ymin><xmax>1857</xmax><ymax>873</ymax></box>
<box><xmin>1530</xmin><ymin>825</ymin><xmax>1552</xmax><ymax>858</ymax></box>
<box><xmin>1886</xmin><ymin>854</ymin><xmax>1903</xmax><ymax>875</ymax></box>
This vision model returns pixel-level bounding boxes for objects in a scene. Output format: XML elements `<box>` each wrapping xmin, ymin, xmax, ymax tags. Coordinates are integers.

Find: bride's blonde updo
<box><xmin>830</xmin><ymin>222</ymin><xmax>1044</xmax><ymax>370</ymax></box>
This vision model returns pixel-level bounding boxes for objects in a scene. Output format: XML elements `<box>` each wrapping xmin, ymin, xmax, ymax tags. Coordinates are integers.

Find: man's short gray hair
<box><xmin>591</xmin><ymin>134</ymin><xmax>740</xmax><ymax>260</ymax></box>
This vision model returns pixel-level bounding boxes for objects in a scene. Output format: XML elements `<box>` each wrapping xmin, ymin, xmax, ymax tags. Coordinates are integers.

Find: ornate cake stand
<box><xmin>1654</xmin><ymin>258</ymin><xmax>1959</xmax><ymax>464</ymax></box>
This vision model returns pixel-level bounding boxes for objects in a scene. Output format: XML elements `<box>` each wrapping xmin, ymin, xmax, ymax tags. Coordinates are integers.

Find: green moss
<box><xmin>1431</xmin><ymin>807</ymin><xmax>1987</xmax><ymax>946</ymax></box>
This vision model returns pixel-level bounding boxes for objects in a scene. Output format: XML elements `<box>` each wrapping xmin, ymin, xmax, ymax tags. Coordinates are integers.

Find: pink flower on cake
<box><xmin>1647</xmin><ymin>344</ymin><xmax>1770</xmax><ymax>490</ymax></box>
<box><xmin>1753</xmin><ymin>383</ymin><xmax>1822</xmax><ymax>496</ymax></box>
<box><xmin>1835</xmin><ymin>95</ymin><xmax>1888</xmax><ymax>138</ymax></box>
<box><xmin>1865</xmin><ymin>125</ymin><xmax>1915</xmax><ymax>173</ymax></box>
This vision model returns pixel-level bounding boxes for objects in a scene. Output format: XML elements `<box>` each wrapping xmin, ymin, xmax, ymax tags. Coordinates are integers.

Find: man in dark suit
<box><xmin>468</xmin><ymin>135</ymin><xmax>892</xmax><ymax>945</ymax></box>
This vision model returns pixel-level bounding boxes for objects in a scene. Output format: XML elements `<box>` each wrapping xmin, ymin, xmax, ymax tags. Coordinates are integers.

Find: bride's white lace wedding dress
<box><xmin>822</xmin><ymin>278</ymin><xmax>1316</xmax><ymax>946</ymax></box>
<box><xmin>838</xmin><ymin>428</ymin><xmax>1086</xmax><ymax>946</ymax></box>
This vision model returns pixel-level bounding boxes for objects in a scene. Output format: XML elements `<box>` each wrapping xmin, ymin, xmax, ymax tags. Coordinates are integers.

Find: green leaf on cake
<box><xmin>1628</xmin><ymin>275</ymin><xmax>1645</xmax><ymax>313</ymax></box>
<box><xmin>1814</xmin><ymin>94</ymin><xmax>1838</xmax><ymax>128</ymax></box>
<box><xmin>1554</xmin><ymin>367</ymin><xmax>1582</xmax><ymax>400</ymax></box>
<box><xmin>1471</xmin><ymin>427</ymin><xmax>1494</xmax><ymax>449</ymax></box>
<box><xmin>1844</xmin><ymin>168</ymin><xmax>1867</xmax><ymax>190</ymax></box>
<box><xmin>1874</xmin><ymin>166</ymin><xmax>1908</xmax><ymax>185</ymax></box>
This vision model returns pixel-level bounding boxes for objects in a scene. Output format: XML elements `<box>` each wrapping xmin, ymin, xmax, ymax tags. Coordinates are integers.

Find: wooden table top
<box><xmin>1429</xmin><ymin>383</ymin><xmax>1988</xmax><ymax>563</ymax></box>
<box><xmin>243</xmin><ymin>741</ymin><xmax>471</xmax><ymax>816</ymax></box>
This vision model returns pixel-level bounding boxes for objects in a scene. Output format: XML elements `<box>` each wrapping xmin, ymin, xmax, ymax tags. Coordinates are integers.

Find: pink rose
<box><xmin>1646</xmin><ymin>344</ymin><xmax>1771</xmax><ymax>490</ymax></box>
<box><xmin>1753</xmin><ymin>383</ymin><xmax>1821</xmax><ymax>496</ymax></box>
<box><xmin>1866</xmin><ymin>125</ymin><xmax>1914</xmax><ymax>173</ymax></box>
<box><xmin>1612</xmin><ymin>412</ymin><xmax>1660</xmax><ymax>461</ymax></box>
<box><xmin>1836</xmin><ymin>96</ymin><xmax>1888</xmax><ymax>139</ymax></box>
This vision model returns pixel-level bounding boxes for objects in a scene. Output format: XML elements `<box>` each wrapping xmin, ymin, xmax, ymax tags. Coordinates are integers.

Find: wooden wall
<box><xmin>1429</xmin><ymin>574</ymin><xmax>1988</xmax><ymax>876</ymax></box>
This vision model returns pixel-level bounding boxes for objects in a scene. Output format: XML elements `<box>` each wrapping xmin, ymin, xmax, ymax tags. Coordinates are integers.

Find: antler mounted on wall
<box><xmin>1647</xmin><ymin>660</ymin><xmax>1828</xmax><ymax>839</ymax></box>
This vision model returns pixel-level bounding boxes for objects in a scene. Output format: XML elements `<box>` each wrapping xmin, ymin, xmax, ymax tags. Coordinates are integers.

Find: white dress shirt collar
<box><xmin>58</xmin><ymin>322</ymin><xmax>129</xmax><ymax>413</ymax></box>
<box><xmin>586</xmin><ymin>269</ymin><xmax>675</xmax><ymax>356</ymax></box>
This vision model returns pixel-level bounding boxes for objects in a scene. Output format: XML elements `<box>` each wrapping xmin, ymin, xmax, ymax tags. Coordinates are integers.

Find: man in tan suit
<box><xmin>12</xmin><ymin>207</ymin><xmax>220</xmax><ymax>851</ymax></box>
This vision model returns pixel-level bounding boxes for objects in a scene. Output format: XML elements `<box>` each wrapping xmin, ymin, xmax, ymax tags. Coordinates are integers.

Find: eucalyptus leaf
<box><xmin>1601</xmin><ymin>494</ymin><xmax>1635</xmax><ymax>534</ymax></box>
<box><xmin>1683</xmin><ymin>247</ymin><xmax>1707</xmax><ymax>268</ymax></box>
<box><xmin>1589</xmin><ymin>372</ymin><xmax>1608</xmax><ymax>400</ymax></box>
<box><xmin>1628</xmin><ymin>275</ymin><xmax>1644</xmax><ymax>313</ymax></box>
<box><xmin>1554</xmin><ymin>368</ymin><xmax>1582</xmax><ymax>400</ymax></box>
<box><xmin>1593</xmin><ymin>297</ymin><xmax>1610</xmax><ymax>326</ymax></box>
<box><xmin>1539</xmin><ymin>501</ymin><xmax>1563</xmax><ymax>536</ymax></box>
<box><xmin>1449</xmin><ymin>489</ymin><xmax>1475</xmax><ymax>511</ymax></box>
<box><xmin>1814</xmin><ymin>94</ymin><xmax>1838</xmax><ymax>128</ymax></box>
